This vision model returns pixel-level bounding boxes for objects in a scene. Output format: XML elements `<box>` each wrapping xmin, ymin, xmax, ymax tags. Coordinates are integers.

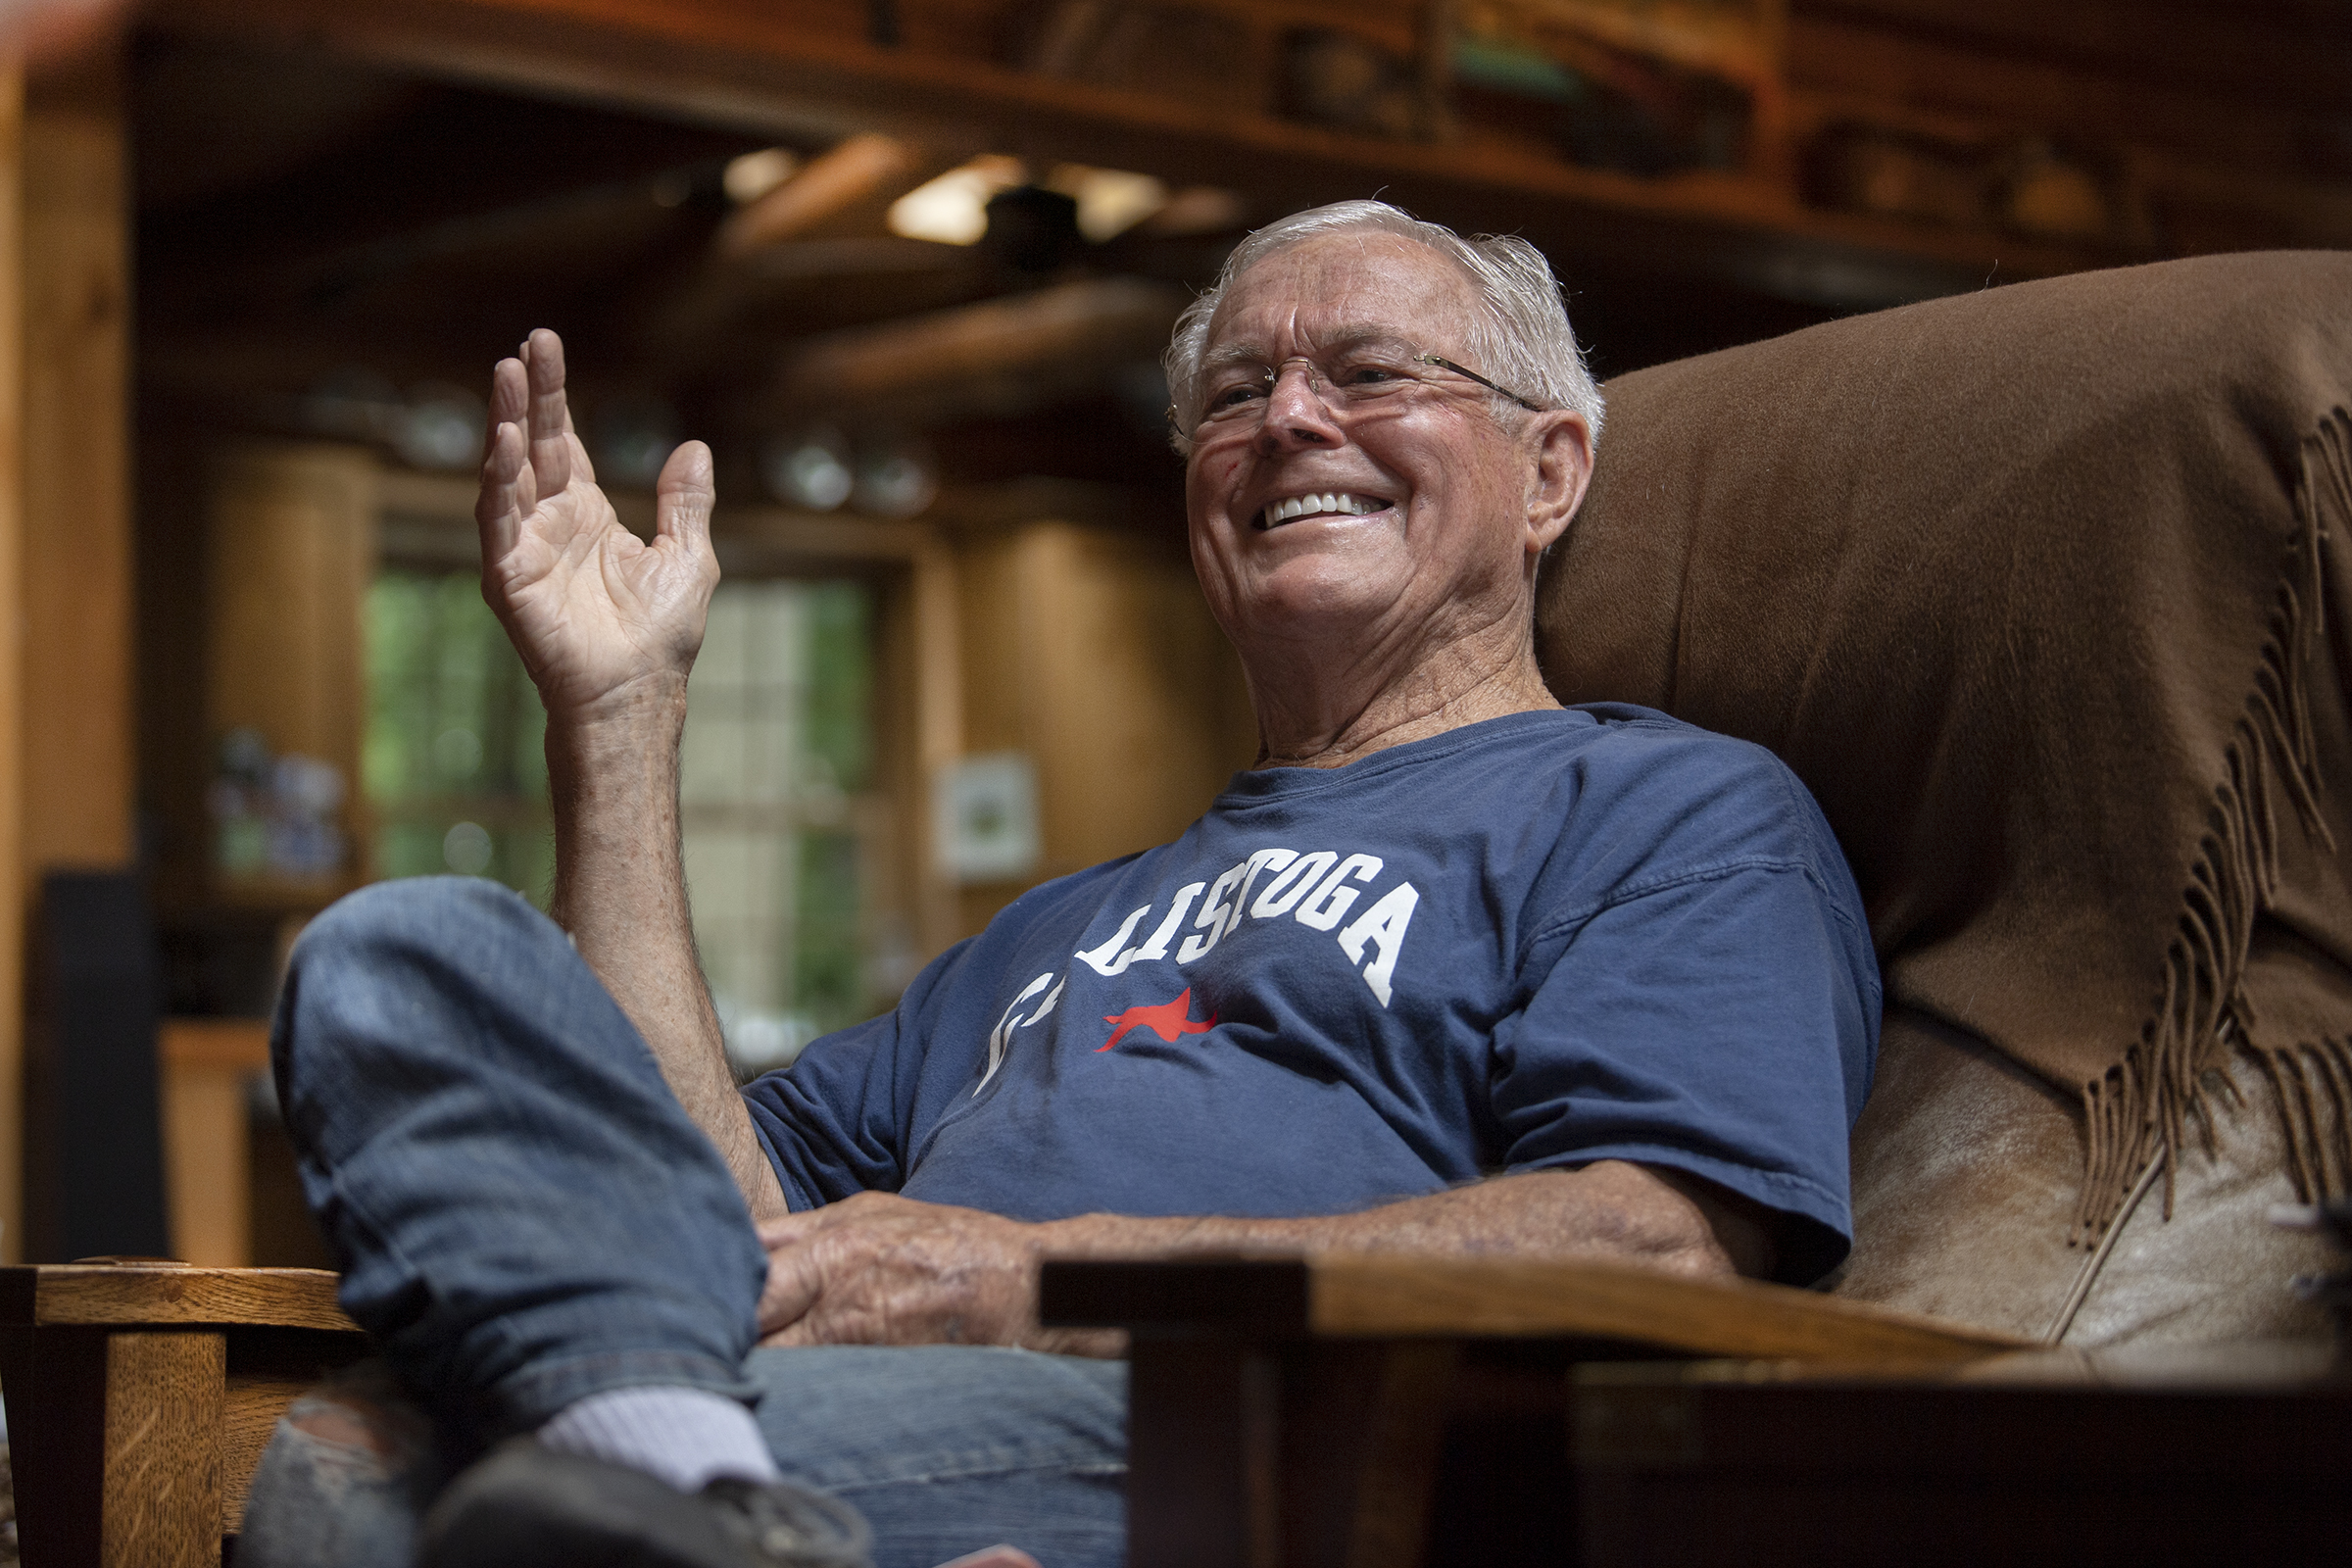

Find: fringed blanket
<box><xmin>1538</xmin><ymin>252</ymin><xmax>2352</xmax><ymax>1242</ymax></box>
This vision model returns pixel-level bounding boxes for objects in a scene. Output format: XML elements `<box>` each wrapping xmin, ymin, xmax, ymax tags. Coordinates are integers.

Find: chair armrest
<box><xmin>0</xmin><ymin>1263</ymin><xmax>358</xmax><ymax>1332</ymax></box>
<box><xmin>1040</xmin><ymin>1253</ymin><xmax>2029</xmax><ymax>1364</ymax></box>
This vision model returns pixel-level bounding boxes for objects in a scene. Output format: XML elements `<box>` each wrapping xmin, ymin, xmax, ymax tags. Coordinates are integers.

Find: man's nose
<box><xmin>1254</xmin><ymin>359</ymin><xmax>1343</xmax><ymax>452</ymax></box>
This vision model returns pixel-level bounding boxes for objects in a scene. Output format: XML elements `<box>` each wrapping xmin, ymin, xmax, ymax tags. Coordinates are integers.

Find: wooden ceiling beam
<box><xmin>760</xmin><ymin>276</ymin><xmax>1188</xmax><ymax>428</ymax></box>
<box><xmin>716</xmin><ymin>132</ymin><xmax>930</xmax><ymax>258</ymax></box>
<box><xmin>143</xmin><ymin>0</ymin><xmax>2103</xmax><ymax>311</ymax></box>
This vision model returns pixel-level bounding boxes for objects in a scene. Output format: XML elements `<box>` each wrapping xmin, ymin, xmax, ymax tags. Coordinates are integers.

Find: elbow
<box><xmin>1580</xmin><ymin>1161</ymin><xmax>1775</xmax><ymax>1281</ymax></box>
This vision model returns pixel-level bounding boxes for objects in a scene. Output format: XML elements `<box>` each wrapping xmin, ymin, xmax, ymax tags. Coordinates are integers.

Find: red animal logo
<box><xmin>1098</xmin><ymin>988</ymin><xmax>1219</xmax><ymax>1053</ymax></box>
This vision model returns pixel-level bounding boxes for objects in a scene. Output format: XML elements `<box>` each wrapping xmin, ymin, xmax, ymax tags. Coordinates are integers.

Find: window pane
<box><xmin>681</xmin><ymin>580</ymin><xmax>880</xmax><ymax>1076</ymax></box>
<box><xmin>364</xmin><ymin>569</ymin><xmax>555</xmax><ymax>905</ymax></box>
<box><xmin>367</xmin><ymin>568</ymin><xmax>884</xmax><ymax>1078</ymax></box>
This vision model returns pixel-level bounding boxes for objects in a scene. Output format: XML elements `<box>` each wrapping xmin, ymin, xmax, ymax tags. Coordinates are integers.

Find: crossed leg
<box><xmin>237</xmin><ymin>878</ymin><xmax>1124</xmax><ymax>1568</ymax></box>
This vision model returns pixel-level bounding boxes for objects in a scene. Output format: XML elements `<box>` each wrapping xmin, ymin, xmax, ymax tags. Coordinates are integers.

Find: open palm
<box><xmin>475</xmin><ymin>328</ymin><xmax>718</xmax><ymax>718</ymax></box>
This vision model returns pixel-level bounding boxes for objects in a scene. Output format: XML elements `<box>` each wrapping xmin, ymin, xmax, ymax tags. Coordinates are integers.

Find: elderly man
<box><xmin>243</xmin><ymin>201</ymin><xmax>1875</xmax><ymax>1568</ymax></box>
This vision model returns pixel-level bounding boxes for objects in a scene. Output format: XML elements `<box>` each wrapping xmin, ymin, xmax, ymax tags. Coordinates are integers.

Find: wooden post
<box><xmin>12</xmin><ymin>42</ymin><xmax>138</xmax><ymax>1267</ymax></box>
<box><xmin>0</xmin><ymin>59</ymin><xmax>25</xmax><ymax>1264</ymax></box>
<box><xmin>204</xmin><ymin>442</ymin><xmax>374</xmax><ymax>906</ymax></box>
<box><xmin>100</xmin><ymin>1329</ymin><xmax>227</xmax><ymax>1567</ymax></box>
<box><xmin>20</xmin><ymin>44</ymin><xmax>132</xmax><ymax>880</ymax></box>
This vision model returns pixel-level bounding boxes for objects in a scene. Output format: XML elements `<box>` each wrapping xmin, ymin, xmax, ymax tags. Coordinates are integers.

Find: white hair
<box><xmin>1161</xmin><ymin>199</ymin><xmax>1604</xmax><ymax>457</ymax></box>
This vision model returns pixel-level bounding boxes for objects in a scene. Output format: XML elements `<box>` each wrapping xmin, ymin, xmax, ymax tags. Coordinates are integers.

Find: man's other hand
<box><xmin>756</xmin><ymin>1192</ymin><xmax>1038</xmax><ymax>1348</ymax></box>
<box><xmin>476</xmin><ymin>328</ymin><xmax>719</xmax><ymax>722</ymax></box>
<box><xmin>754</xmin><ymin>1193</ymin><xmax>1123</xmax><ymax>1356</ymax></box>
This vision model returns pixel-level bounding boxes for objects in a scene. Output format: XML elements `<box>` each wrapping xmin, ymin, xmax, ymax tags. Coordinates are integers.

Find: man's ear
<box><xmin>1524</xmin><ymin>411</ymin><xmax>1593</xmax><ymax>558</ymax></box>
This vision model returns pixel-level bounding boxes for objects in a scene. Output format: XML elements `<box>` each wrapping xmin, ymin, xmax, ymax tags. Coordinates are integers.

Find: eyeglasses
<box><xmin>1181</xmin><ymin>347</ymin><xmax>1548</xmax><ymax>438</ymax></box>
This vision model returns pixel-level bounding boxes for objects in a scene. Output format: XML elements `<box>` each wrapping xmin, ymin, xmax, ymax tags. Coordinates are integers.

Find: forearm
<box><xmin>1035</xmin><ymin>1162</ymin><xmax>1756</xmax><ymax>1282</ymax></box>
<box><xmin>547</xmin><ymin>676</ymin><xmax>790</xmax><ymax>1223</ymax></box>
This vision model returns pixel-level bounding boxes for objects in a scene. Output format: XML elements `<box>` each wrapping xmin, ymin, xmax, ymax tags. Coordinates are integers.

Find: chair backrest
<box><xmin>1537</xmin><ymin>254</ymin><xmax>2352</xmax><ymax>1263</ymax></box>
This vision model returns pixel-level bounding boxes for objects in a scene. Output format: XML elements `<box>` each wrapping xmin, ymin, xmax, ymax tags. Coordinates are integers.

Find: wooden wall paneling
<box><xmin>868</xmin><ymin>521</ymin><xmax>963</xmax><ymax>961</ymax></box>
<box><xmin>203</xmin><ymin>442</ymin><xmax>376</xmax><ymax>907</ymax></box>
<box><xmin>954</xmin><ymin>517</ymin><xmax>1255</xmax><ymax>935</ymax></box>
<box><xmin>1016</xmin><ymin>520</ymin><xmax>1255</xmax><ymax>877</ymax></box>
<box><xmin>908</xmin><ymin>529</ymin><xmax>961</xmax><ymax>956</ymax></box>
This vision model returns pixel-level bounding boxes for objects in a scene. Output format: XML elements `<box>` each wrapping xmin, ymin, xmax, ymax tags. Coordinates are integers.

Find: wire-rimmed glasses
<box><xmin>1180</xmin><ymin>344</ymin><xmax>1548</xmax><ymax>441</ymax></box>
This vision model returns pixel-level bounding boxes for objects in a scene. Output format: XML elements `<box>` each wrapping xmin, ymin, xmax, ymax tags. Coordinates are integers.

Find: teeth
<box><xmin>1257</xmin><ymin>492</ymin><xmax>1385</xmax><ymax>528</ymax></box>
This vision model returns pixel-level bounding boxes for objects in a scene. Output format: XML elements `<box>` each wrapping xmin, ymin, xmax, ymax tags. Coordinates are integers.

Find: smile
<box><xmin>1255</xmin><ymin>492</ymin><xmax>1391</xmax><ymax>530</ymax></box>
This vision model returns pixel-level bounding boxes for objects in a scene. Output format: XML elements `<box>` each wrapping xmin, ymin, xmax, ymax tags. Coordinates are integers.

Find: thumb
<box><xmin>655</xmin><ymin>440</ymin><xmax>716</xmax><ymax>554</ymax></box>
<box><xmin>755</xmin><ymin>1242</ymin><xmax>821</xmax><ymax>1338</ymax></box>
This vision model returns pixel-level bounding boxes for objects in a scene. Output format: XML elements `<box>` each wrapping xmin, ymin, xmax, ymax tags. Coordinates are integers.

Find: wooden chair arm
<box><xmin>0</xmin><ymin>1263</ymin><xmax>367</xmax><ymax>1563</ymax></box>
<box><xmin>1047</xmin><ymin>1254</ymin><xmax>2033</xmax><ymax>1568</ymax></box>
<box><xmin>0</xmin><ymin>1263</ymin><xmax>358</xmax><ymax>1333</ymax></box>
<box><xmin>1041</xmin><ymin>1252</ymin><xmax>2030</xmax><ymax>1364</ymax></box>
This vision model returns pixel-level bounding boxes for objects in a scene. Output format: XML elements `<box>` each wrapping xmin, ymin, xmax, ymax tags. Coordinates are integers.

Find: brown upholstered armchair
<box><xmin>8</xmin><ymin>252</ymin><xmax>2348</xmax><ymax>1566</ymax></box>
<box><xmin>1542</xmin><ymin>249</ymin><xmax>2352</xmax><ymax>1345</ymax></box>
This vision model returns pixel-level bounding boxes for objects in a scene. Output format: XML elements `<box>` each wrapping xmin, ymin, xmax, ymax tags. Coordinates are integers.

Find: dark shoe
<box><xmin>419</xmin><ymin>1441</ymin><xmax>874</xmax><ymax>1568</ymax></box>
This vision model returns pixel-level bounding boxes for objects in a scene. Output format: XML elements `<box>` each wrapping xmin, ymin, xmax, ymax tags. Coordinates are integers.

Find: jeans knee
<box><xmin>276</xmin><ymin>878</ymin><xmax>561</xmax><ymax>1094</ymax></box>
<box><xmin>292</xmin><ymin>877</ymin><xmax>537</xmax><ymax>978</ymax></box>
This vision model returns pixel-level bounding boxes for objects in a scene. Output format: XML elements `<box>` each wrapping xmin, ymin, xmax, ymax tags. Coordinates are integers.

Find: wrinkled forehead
<box><xmin>1202</xmin><ymin>230</ymin><xmax>1484</xmax><ymax>362</ymax></box>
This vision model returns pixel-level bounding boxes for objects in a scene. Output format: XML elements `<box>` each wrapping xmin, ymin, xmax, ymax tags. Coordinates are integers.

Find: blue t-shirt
<box><xmin>744</xmin><ymin>705</ymin><xmax>1880</xmax><ymax>1284</ymax></box>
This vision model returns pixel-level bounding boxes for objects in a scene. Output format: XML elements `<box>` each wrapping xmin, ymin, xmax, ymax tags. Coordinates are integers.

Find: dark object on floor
<box><xmin>419</xmin><ymin>1442</ymin><xmax>873</xmax><ymax>1568</ymax></box>
<box><xmin>22</xmin><ymin>870</ymin><xmax>168</xmax><ymax>1262</ymax></box>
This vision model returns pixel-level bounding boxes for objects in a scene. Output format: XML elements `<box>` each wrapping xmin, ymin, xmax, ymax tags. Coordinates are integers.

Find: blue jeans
<box><xmin>239</xmin><ymin>878</ymin><xmax>1126</xmax><ymax>1567</ymax></box>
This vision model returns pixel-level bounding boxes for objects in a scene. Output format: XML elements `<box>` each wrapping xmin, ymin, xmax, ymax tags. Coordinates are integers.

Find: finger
<box><xmin>488</xmin><ymin>355</ymin><xmax>526</xmax><ymax>434</ymax></box>
<box><xmin>656</xmin><ymin>440</ymin><xmax>716</xmax><ymax>555</ymax></box>
<box><xmin>754</xmin><ymin>1246</ymin><xmax>824</xmax><ymax>1338</ymax></box>
<box><xmin>933</xmin><ymin>1549</ymin><xmax>1045</xmax><ymax>1568</ymax></box>
<box><xmin>475</xmin><ymin>421</ymin><xmax>527</xmax><ymax>564</ymax></box>
<box><xmin>523</xmin><ymin>327</ymin><xmax>573</xmax><ymax>496</ymax></box>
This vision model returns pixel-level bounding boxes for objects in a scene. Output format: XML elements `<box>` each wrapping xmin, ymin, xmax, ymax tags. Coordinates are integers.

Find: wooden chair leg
<box><xmin>1124</xmin><ymin>1337</ymin><xmax>1457</xmax><ymax>1568</ymax></box>
<box><xmin>2</xmin><ymin>1324</ymin><xmax>227</xmax><ymax>1567</ymax></box>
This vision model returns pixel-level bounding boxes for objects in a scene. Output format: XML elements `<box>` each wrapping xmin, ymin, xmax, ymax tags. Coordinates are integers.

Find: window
<box><xmin>678</xmin><ymin>579</ymin><xmax>880</xmax><ymax>1071</ymax></box>
<box><xmin>364</xmin><ymin>569</ymin><xmax>553</xmax><ymax>895</ymax></box>
<box><xmin>363</xmin><ymin>566</ymin><xmax>883</xmax><ymax>1074</ymax></box>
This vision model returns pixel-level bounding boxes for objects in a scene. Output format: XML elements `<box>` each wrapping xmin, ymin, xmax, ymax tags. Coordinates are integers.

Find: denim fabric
<box><xmin>253</xmin><ymin>878</ymin><xmax>1129</xmax><ymax>1568</ymax></box>
<box><xmin>271</xmin><ymin>878</ymin><xmax>769</xmax><ymax>1438</ymax></box>
<box><xmin>237</xmin><ymin>1362</ymin><xmax>445</xmax><ymax>1568</ymax></box>
<box><xmin>238</xmin><ymin>1348</ymin><xmax>1127</xmax><ymax>1568</ymax></box>
<box><xmin>748</xmin><ymin>1347</ymin><xmax>1126</xmax><ymax>1568</ymax></box>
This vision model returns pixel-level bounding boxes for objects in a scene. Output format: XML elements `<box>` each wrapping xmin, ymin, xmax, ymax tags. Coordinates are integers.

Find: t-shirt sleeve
<box><xmin>738</xmin><ymin>937</ymin><xmax>976</xmax><ymax>1211</ymax></box>
<box><xmin>1492</xmin><ymin>847</ymin><xmax>1878</xmax><ymax>1286</ymax></box>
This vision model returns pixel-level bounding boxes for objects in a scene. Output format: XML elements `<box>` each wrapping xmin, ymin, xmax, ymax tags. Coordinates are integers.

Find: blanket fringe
<box><xmin>2073</xmin><ymin>410</ymin><xmax>2351</xmax><ymax>1244</ymax></box>
<box><xmin>2247</xmin><ymin>1037</ymin><xmax>2352</xmax><ymax>1203</ymax></box>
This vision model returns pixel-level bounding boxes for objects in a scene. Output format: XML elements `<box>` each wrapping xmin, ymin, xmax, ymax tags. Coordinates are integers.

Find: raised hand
<box><xmin>475</xmin><ymin>329</ymin><xmax>719</xmax><ymax>721</ymax></box>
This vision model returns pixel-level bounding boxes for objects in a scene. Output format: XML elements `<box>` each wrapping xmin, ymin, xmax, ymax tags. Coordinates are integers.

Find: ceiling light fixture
<box><xmin>888</xmin><ymin>155</ymin><xmax>1027</xmax><ymax>246</ymax></box>
<box><xmin>723</xmin><ymin>147</ymin><xmax>800</xmax><ymax>205</ymax></box>
<box><xmin>1046</xmin><ymin>165</ymin><xmax>1170</xmax><ymax>242</ymax></box>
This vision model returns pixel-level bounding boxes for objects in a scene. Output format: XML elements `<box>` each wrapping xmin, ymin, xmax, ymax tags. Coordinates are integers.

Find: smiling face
<box><xmin>1183</xmin><ymin>230</ymin><xmax>1583</xmax><ymax>677</ymax></box>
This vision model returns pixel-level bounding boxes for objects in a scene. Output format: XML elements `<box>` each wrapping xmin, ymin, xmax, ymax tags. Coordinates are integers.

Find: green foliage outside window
<box><xmin>364</xmin><ymin>570</ymin><xmax>553</xmax><ymax>901</ymax></box>
<box><xmin>364</xmin><ymin>567</ymin><xmax>881</xmax><ymax>1067</ymax></box>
